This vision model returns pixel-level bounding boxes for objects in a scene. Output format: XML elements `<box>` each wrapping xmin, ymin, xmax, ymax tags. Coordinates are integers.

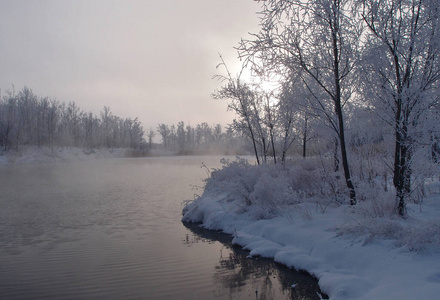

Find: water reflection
<box><xmin>183</xmin><ymin>222</ymin><xmax>328</xmax><ymax>300</ymax></box>
<box><xmin>0</xmin><ymin>158</ymin><xmax>328</xmax><ymax>299</ymax></box>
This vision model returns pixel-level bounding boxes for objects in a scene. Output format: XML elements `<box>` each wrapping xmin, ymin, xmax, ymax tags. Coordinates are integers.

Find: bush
<box><xmin>204</xmin><ymin>157</ymin><xmax>347</xmax><ymax>219</ymax></box>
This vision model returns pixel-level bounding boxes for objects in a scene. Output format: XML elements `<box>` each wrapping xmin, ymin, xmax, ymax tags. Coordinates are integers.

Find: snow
<box><xmin>182</xmin><ymin>158</ymin><xmax>440</xmax><ymax>300</ymax></box>
<box><xmin>0</xmin><ymin>146</ymin><xmax>129</xmax><ymax>165</ymax></box>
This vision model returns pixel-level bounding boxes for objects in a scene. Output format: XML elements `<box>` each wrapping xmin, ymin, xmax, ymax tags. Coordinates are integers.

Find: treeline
<box><xmin>155</xmin><ymin>122</ymin><xmax>248</xmax><ymax>155</ymax></box>
<box><xmin>0</xmin><ymin>87</ymin><xmax>144</xmax><ymax>151</ymax></box>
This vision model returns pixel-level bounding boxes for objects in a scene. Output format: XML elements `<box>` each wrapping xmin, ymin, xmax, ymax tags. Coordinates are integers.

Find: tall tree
<box><xmin>213</xmin><ymin>56</ymin><xmax>262</xmax><ymax>164</ymax></box>
<box><xmin>358</xmin><ymin>0</ymin><xmax>440</xmax><ymax>216</ymax></box>
<box><xmin>239</xmin><ymin>0</ymin><xmax>361</xmax><ymax>204</ymax></box>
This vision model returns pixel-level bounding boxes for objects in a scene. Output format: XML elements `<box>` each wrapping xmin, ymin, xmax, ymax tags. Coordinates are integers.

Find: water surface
<box><xmin>0</xmin><ymin>156</ymin><xmax>325</xmax><ymax>299</ymax></box>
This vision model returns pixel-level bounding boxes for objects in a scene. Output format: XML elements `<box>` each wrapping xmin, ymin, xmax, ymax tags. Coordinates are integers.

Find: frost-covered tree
<box><xmin>0</xmin><ymin>86</ymin><xmax>145</xmax><ymax>151</ymax></box>
<box><xmin>157</xmin><ymin>123</ymin><xmax>170</xmax><ymax>150</ymax></box>
<box><xmin>238</xmin><ymin>0</ymin><xmax>362</xmax><ymax>204</ymax></box>
<box><xmin>0</xmin><ymin>90</ymin><xmax>17</xmax><ymax>150</ymax></box>
<box><xmin>277</xmin><ymin>70</ymin><xmax>320</xmax><ymax>161</ymax></box>
<box><xmin>83</xmin><ymin>112</ymin><xmax>100</xmax><ymax>148</ymax></box>
<box><xmin>186</xmin><ymin>124</ymin><xmax>195</xmax><ymax>152</ymax></box>
<box><xmin>125</xmin><ymin>117</ymin><xmax>143</xmax><ymax>149</ymax></box>
<box><xmin>213</xmin><ymin>56</ymin><xmax>263</xmax><ymax>164</ymax></box>
<box><xmin>147</xmin><ymin>128</ymin><xmax>155</xmax><ymax>151</ymax></box>
<box><xmin>358</xmin><ymin>0</ymin><xmax>440</xmax><ymax>216</ymax></box>
<box><xmin>100</xmin><ymin>106</ymin><xmax>113</xmax><ymax>148</ymax></box>
<box><xmin>176</xmin><ymin>121</ymin><xmax>186</xmax><ymax>152</ymax></box>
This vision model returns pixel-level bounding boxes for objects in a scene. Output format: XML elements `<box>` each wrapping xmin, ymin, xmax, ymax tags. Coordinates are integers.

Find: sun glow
<box><xmin>259</xmin><ymin>79</ymin><xmax>281</xmax><ymax>93</ymax></box>
<box><xmin>250</xmin><ymin>71</ymin><xmax>283</xmax><ymax>94</ymax></box>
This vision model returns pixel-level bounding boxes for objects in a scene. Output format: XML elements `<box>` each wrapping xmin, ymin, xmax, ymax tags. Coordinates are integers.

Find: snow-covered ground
<box><xmin>182</xmin><ymin>157</ymin><xmax>440</xmax><ymax>300</ymax></box>
<box><xmin>0</xmin><ymin>146</ymin><xmax>130</xmax><ymax>165</ymax></box>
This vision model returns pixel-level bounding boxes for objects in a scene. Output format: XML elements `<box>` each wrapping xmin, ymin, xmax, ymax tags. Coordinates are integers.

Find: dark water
<box><xmin>0</xmin><ymin>156</ymin><xmax>326</xmax><ymax>299</ymax></box>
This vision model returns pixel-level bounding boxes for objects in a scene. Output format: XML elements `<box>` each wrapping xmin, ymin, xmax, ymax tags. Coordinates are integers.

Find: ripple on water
<box><xmin>0</xmin><ymin>158</ymin><xmax>326</xmax><ymax>300</ymax></box>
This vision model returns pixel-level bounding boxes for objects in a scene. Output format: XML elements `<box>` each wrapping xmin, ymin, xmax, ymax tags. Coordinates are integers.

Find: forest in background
<box><xmin>0</xmin><ymin>86</ymin><xmax>251</xmax><ymax>156</ymax></box>
<box><xmin>0</xmin><ymin>87</ymin><xmax>144</xmax><ymax>151</ymax></box>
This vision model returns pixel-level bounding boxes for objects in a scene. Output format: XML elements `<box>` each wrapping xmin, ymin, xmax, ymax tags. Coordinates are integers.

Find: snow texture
<box><xmin>182</xmin><ymin>158</ymin><xmax>440</xmax><ymax>300</ymax></box>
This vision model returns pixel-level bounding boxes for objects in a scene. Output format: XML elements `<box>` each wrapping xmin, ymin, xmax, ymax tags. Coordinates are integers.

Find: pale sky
<box><xmin>0</xmin><ymin>0</ymin><xmax>262</xmax><ymax>130</ymax></box>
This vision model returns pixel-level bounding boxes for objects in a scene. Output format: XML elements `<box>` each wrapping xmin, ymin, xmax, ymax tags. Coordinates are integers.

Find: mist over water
<box><xmin>0</xmin><ymin>157</ymin><xmax>322</xmax><ymax>299</ymax></box>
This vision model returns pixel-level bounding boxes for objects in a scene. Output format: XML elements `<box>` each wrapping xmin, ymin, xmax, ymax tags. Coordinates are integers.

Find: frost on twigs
<box><xmin>339</xmin><ymin>205</ymin><xmax>440</xmax><ymax>252</ymax></box>
<box><xmin>188</xmin><ymin>157</ymin><xmax>346</xmax><ymax>221</ymax></box>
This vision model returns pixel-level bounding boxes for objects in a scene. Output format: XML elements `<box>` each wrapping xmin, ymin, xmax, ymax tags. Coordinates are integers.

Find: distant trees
<box><xmin>147</xmin><ymin>128</ymin><xmax>156</xmax><ymax>151</ymax></box>
<box><xmin>155</xmin><ymin>121</ymin><xmax>246</xmax><ymax>155</ymax></box>
<box><xmin>0</xmin><ymin>86</ymin><xmax>254</xmax><ymax>157</ymax></box>
<box><xmin>0</xmin><ymin>86</ymin><xmax>145</xmax><ymax>151</ymax></box>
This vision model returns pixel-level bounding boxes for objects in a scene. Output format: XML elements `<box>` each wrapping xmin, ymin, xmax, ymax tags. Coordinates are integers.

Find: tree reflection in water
<box><xmin>182</xmin><ymin>222</ymin><xmax>328</xmax><ymax>300</ymax></box>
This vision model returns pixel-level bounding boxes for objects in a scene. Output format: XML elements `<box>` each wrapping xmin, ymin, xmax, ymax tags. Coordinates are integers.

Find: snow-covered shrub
<box><xmin>249</xmin><ymin>171</ymin><xmax>299</xmax><ymax>219</ymax></box>
<box><xmin>196</xmin><ymin>156</ymin><xmax>349</xmax><ymax>219</ymax></box>
<box><xmin>401</xmin><ymin>220</ymin><xmax>440</xmax><ymax>251</ymax></box>
<box><xmin>207</xmin><ymin>157</ymin><xmax>260</xmax><ymax>206</ymax></box>
<box><xmin>355</xmin><ymin>182</ymin><xmax>396</xmax><ymax>218</ymax></box>
<box><xmin>288</xmin><ymin>157</ymin><xmax>349</xmax><ymax>209</ymax></box>
<box><xmin>339</xmin><ymin>209</ymin><xmax>440</xmax><ymax>251</ymax></box>
<box><xmin>410</xmin><ymin>146</ymin><xmax>439</xmax><ymax>203</ymax></box>
<box><xmin>285</xmin><ymin>163</ymin><xmax>316</xmax><ymax>195</ymax></box>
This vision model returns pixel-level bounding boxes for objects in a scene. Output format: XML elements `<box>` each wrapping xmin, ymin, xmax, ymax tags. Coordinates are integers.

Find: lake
<box><xmin>0</xmin><ymin>156</ymin><xmax>325</xmax><ymax>299</ymax></box>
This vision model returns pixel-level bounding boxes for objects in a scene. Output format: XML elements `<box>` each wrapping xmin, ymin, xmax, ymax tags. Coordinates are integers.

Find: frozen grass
<box><xmin>340</xmin><ymin>196</ymin><xmax>440</xmax><ymax>252</ymax></box>
<box><xmin>182</xmin><ymin>157</ymin><xmax>440</xmax><ymax>299</ymax></box>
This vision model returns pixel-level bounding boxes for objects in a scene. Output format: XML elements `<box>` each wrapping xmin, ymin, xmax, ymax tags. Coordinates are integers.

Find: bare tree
<box><xmin>213</xmin><ymin>55</ymin><xmax>262</xmax><ymax>164</ymax></box>
<box><xmin>238</xmin><ymin>0</ymin><xmax>361</xmax><ymax>204</ymax></box>
<box><xmin>157</xmin><ymin>123</ymin><xmax>170</xmax><ymax>150</ymax></box>
<box><xmin>0</xmin><ymin>86</ymin><xmax>145</xmax><ymax>151</ymax></box>
<box><xmin>147</xmin><ymin>128</ymin><xmax>155</xmax><ymax>151</ymax></box>
<box><xmin>358</xmin><ymin>0</ymin><xmax>440</xmax><ymax>216</ymax></box>
<box><xmin>101</xmin><ymin>106</ymin><xmax>113</xmax><ymax>148</ymax></box>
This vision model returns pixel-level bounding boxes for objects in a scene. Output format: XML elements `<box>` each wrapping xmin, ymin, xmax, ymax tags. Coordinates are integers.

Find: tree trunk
<box><xmin>332</xmin><ymin>13</ymin><xmax>356</xmax><ymax>205</ymax></box>
<box><xmin>246</xmin><ymin>117</ymin><xmax>260</xmax><ymax>165</ymax></box>
<box><xmin>334</xmin><ymin>136</ymin><xmax>340</xmax><ymax>173</ymax></box>
<box><xmin>302</xmin><ymin>113</ymin><xmax>308</xmax><ymax>158</ymax></box>
<box><xmin>270</xmin><ymin>128</ymin><xmax>277</xmax><ymax>164</ymax></box>
<box><xmin>393</xmin><ymin>123</ymin><xmax>408</xmax><ymax>216</ymax></box>
<box><xmin>394</xmin><ymin>141</ymin><xmax>407</xmax><ymax>216</ymax></box>
<box><xmin>250</xmin><ymin>130</ymin><xmax>260</xmax><ymax>165</ymax></box>
<box><xmin>336</xmin><ymin>101</ymin><xmax>356</xmax><ymax>205</ymax></box>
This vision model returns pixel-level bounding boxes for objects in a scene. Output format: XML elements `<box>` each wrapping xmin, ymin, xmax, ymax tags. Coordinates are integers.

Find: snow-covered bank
<box><xmin>182</xmin><ymin>158</ymin><xmax>440</xmax><ymax>300</ymax></box>
<box><xmin>0</xmin><ymin>146</ymin><xmax>131</xmax><ymax>165</ymax></box>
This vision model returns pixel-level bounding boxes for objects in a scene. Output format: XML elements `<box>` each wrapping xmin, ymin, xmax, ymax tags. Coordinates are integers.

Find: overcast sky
<box><xmin>0</xmin><ymin>0</ymin><xmax>262</xmax><ymax>130</ymax></box>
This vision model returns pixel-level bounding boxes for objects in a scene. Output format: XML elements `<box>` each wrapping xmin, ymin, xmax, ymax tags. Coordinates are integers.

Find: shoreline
<box><xmin>183</xmin><ymin>220</ymin><xmax>330</xmax><ymax>299</ymax></box>
<box><xmin>182</xmin><ymin>180</ymin><xmax>440</xmax><ymax>300</ymax></box>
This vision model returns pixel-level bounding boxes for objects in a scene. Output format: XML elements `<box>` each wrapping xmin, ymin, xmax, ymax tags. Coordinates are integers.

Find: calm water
<box><xmin>0</xmin><ymin>156</ymin><xmax>325</xmax><ymax>299</ymax></box>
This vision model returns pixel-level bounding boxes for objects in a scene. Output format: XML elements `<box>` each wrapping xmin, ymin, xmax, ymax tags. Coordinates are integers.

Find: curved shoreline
<box><xmin>182</xmin><ymin>190</ymin><xmax>440</xmax><ymax>300</ymax></box>
<box><xmin>183</xmin><ymin>220</ymin><xmax>329</xmax><ymax>299</ymax></box>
